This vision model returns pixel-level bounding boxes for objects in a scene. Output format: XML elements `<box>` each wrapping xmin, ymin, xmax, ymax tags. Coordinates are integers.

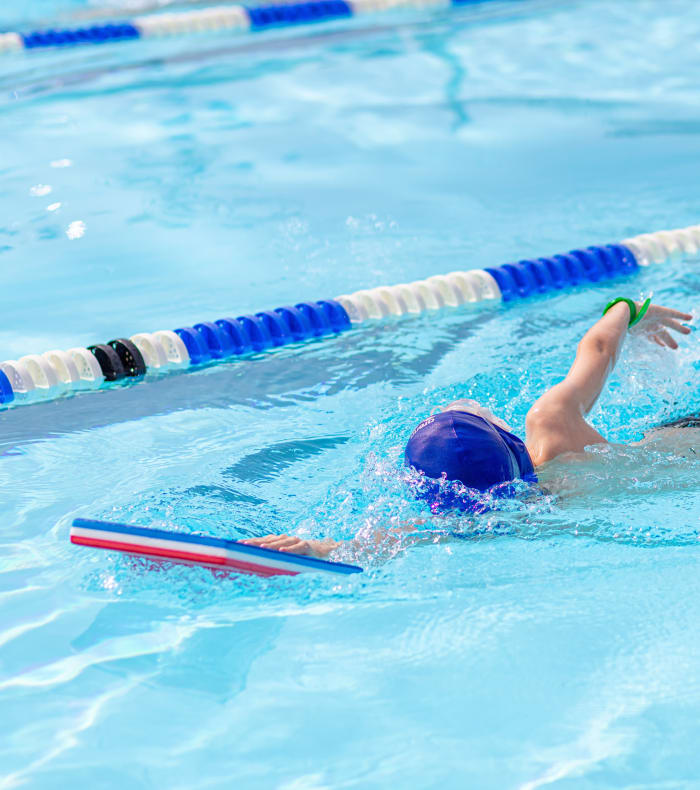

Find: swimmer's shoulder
<box><xmin>526</xmin><ymin>405</ymin><xmax>607</xmax><ymax>466</ymax></box>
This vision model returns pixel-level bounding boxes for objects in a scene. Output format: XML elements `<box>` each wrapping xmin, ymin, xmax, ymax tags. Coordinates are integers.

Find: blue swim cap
<box><xmin>404</xmin><ymin>410</ymin><xmax>536</xmax><ymax>511</ymax></box>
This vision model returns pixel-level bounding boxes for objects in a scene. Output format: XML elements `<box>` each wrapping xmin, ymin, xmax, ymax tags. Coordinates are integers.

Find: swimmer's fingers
<box><xmin>278</xmin><ymin>540</ymin><xmax>316</xmax><ymax>555</ymax></box>
<box><xmin>239</xmin><ymin>534</ymin><xmax>281</xmax><ymax>545</ymax></box>
<box><xmin>240</xmin><ymin>534</ymin><xmax>295</xmax><ymax>548</ymax></box>
<box><xmin>262</xmin><ymin>536</ymin><xmax>302</xmax><ymax>550</ymax></box>
<box><xmin>656</xmin><ymin>306</ymin><xmax>693</xmax><ymax>322</ymax></box>
<box><xmin>240</xmin><ymin>534</ymin><xmax>333</xmax><ymax>557</ymax></box>
<box><xmin>654</xmin><ymin>329</ymin><xmax>678</xmax><ymax>349</ymax></box>
<box><xmin>240</xmin><ymin>534</ymin><xmax>319</xmax><ymax>555</ymax></box>
<box><xmin>639</xmin><ymin>305</ymin><xmax>693</xmax><ymax>327</ymax></box>
<box><xmin>662</xmin><ymin>318</ymin><xmax>692</xmax><ymax>335</ymax></box>
<box><xmin>636</xmin><ymin>305</ymin><xmax>692</xmax><ymax>345</ymax></box>
<box><xmin>260</xmin><ymin>536</ymin><xmax>317</xmax><ymax>555</ymax></box>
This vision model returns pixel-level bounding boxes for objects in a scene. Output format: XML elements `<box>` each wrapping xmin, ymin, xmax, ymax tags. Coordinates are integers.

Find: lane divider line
<box><xmin>0</xmin><ymin>223</ymin><xmax>696</xmax><ymax>409</ymax></box>
<box><xmin>3</xmin><ymin>0</ymin><xmax>505</xmax><ymax>54</ymax></box>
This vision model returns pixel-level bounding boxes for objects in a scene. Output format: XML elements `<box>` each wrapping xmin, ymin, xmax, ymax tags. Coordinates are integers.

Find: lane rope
<box><xmin>0</xmin><ymin>222</ymin><xmax>696</xmax><ymax>408</ymax></box>
<box><xmin>3</xmin><ymin>0</ymin><xmax>506</xmax><ymax>54</ymax></box>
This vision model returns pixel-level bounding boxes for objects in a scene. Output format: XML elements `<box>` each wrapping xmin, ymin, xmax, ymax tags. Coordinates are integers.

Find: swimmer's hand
<box><xmin>633</xmin><ymin>302</ymin><xmax>692</xmax><ymax>349</ymax></box>
<box><xmin>240</xmin><ymin>534</ymin><xmax>340</xmax><ymax>559</ymax></box>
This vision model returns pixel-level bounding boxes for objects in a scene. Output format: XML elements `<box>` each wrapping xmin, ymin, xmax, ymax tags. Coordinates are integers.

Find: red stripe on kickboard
<box><xmin>70</xmin><ymin>534</ymin><xmax>299</xmax><ymax>577</ymax></box>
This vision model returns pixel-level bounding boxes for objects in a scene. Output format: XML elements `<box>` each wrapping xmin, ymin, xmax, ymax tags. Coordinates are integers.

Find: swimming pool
<box><xmin>2</xmin><ymin>0</ymin><xmax>700</xmax><ymax>786</ymax></box>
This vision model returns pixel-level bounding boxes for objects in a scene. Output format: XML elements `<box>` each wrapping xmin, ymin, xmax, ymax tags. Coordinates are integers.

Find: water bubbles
<box><xmin>65</xmin><ymin>220</ymin><xmax>85</xmax><ymax>240</ymax></box>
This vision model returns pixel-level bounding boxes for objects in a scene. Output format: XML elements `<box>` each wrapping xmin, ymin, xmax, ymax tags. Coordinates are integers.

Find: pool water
<box><xmin>2</xmin><ymin>1</ymin><xmax>700</xmax><ymax>787</ymax></box>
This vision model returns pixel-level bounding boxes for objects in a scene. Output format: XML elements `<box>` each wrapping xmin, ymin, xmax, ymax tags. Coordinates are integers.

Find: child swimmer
<box><xmin>242</xmin><ymin>297</ymin><xmax>693</xmax><ymax>558</ymax></box>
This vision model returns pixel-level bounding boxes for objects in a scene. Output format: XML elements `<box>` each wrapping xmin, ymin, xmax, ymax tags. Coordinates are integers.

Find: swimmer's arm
<box><xmin>241</xmin><ymin>520</ymin><xmax>446</xmax><ymax>560</ymax></box>
<box><xmin>240</xmin><ymin>534</ymin><xmax>341</xmax><ymax>558</ymax></box>
<box><xmin>526</xmin><ymin>301</ymin><xmax>692</xmax><ymax>463</ymax></box>
<box><xmin>534</xmin><ymin>300</ymin><xmax>631</xmax><ymax>417</ymax></box>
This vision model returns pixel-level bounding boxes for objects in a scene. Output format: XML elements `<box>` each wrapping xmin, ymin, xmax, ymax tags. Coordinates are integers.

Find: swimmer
<box><xmin>242</xmin><ymin>297</ymin><xmax>693</xmax><ymax>558</ymax></box>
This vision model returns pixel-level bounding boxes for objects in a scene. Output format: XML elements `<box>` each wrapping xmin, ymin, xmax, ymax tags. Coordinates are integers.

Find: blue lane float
<box><xmin>21</xmin><ymin>23</ymin><xmax>140</xmax><ymax>49</ymax></box>
<box><xmin>245</xmin><ymin>0</ymin><xmax>352</xmax><ymax>30</ymax></box>
<box><xmin>0</xmin><ymin>223</ymin><xmax>697</xmax><ymax>407</ymax></box>
<box><xmin>0</xmin><ymin>370</ymin><xmax>14</xmax><ymax>404</ymax></box>
<box><xmin>483</xmin><ymin>244</ymin><xmax>638</xmax><ymax>303</ymax></box>
<box><xmin>172</xmin><ymin>300</ymin><xmax>350</xmax><ymax>366</ymax></box>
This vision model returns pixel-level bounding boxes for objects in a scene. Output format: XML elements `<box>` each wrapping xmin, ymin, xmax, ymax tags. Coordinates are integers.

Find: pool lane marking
<box><xmin>0</xmin><ymin>222</ymin><xmax>698</xmax><ymax>409</ymax></box>
<box><xmin>2</xmin><ymin>0</ymin><xmax>513</xmax><ymax>53</ymax></box>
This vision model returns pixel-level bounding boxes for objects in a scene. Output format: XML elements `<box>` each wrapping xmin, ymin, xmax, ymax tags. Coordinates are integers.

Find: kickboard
<box><xmin>70</xmin><ymin>518</ymin><xmax>363</xmax><ymax>577</ymax></box>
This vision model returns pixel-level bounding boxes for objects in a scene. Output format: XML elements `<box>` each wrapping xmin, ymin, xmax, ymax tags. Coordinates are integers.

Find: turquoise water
<box><xmin>2</xmin><ymin>1</ymin><xmax>700</xmax><ymax>787</ymax></box>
